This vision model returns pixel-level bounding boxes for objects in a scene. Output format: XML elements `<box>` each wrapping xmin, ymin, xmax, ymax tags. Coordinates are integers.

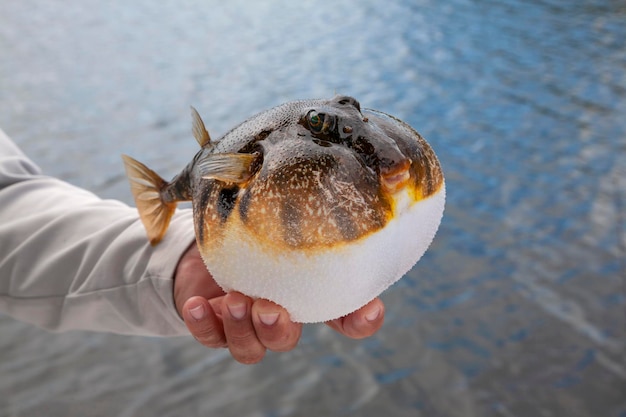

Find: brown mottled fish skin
<box><xmin>196</xmin><ymin>96</ymin><xmax>442</xmax><ymax>252</ymax></box>
<box><xmin>124</xmin><ymin>95</ymin><xmax>443</xmax><ymax>253</ymax></box>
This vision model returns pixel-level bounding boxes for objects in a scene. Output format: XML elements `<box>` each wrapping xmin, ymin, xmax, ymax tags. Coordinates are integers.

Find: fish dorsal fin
<box><xmin>190</xmin><ymin>106</ymin><xmax>211</xmax><ymax>147</ymax></box>
<box><xmin>198</xmin><ymin>153</ymin><xmax>258</xmax><ymax>183</ymax></box>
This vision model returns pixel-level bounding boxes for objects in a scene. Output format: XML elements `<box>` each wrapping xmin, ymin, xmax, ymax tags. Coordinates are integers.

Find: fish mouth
<box><xmin>381</xmin><ymin>162</ymin><xmax>411</xmax><ymax>194</ymax></box>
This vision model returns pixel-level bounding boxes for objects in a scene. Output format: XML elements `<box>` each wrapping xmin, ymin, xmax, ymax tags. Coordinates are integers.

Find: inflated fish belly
<box><xmin>208</xmin><ymin>184</ymin><xmax>444</xmax><ymax>323</ymax></box>
<box><xmin>122</xmin><ymin>96</ymin><xmax>445</xmax><ymax>323</ymax></box>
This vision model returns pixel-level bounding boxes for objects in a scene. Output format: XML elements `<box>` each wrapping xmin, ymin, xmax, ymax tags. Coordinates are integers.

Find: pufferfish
<box><xmin>122</xmin><ymin>95</ymin><xmax>445</xmax><ymax>323</ymax></box>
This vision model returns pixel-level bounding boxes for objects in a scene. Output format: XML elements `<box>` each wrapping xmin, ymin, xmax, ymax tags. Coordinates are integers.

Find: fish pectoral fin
<box><xmin>121</xmin><ymin>155</ymin><xmax>177</xmax><ymax>245</ymax></box>
<box><xmin>198</xmin><ymin>153</ymin><xmax>259</xmax><ymax>183</ymax></box>
<box><xmin>190</xmin><ymin>106</ymin><xmax>211</xmax><ymax>147</ymax></box>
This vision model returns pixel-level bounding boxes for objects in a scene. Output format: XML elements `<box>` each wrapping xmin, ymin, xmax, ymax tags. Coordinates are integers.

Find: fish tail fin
<box><xmin>121</xmin><ymin>155</ymin><xmax>177</xmax><ymax>245</ymax></box>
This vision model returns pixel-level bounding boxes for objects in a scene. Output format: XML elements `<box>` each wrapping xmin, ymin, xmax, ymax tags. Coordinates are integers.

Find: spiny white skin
<box><xmin>201</xmin><ymin>183</ymin><xmax>445</xmax><ymax>323</ymax></box>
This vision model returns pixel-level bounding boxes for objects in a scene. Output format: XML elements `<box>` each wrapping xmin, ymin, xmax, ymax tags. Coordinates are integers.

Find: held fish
<box><xmin>122</xmin><ymin>95</ymin><xmax>445</xmax><ymax>323</ymax></box>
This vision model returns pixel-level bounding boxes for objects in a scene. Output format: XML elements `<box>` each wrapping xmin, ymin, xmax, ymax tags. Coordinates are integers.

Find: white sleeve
<box><xmin>0</xmin><ymin>128</ymin><xmax>196</xmax><ymax>336</ymax></box>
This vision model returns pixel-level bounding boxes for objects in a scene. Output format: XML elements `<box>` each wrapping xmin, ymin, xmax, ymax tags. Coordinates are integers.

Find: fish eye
<box><xmin>307</xmin><ymin>110</ymin><xmax>324</xmax><ymax>132</ymax></box>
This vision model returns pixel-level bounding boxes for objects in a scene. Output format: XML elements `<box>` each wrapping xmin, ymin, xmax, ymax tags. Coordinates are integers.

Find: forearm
<box><xmin>0</xmin><ymin>129</ymin><xmax>195</xmax><ymax>336</ymax></box>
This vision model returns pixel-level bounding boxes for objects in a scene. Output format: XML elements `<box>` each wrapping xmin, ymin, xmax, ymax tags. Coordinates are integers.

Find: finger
<box><xmin>182</xmin><ymin>296</ymin><xmax>227</xmax><ymax>348</ymax></box>
<box><xmin>251</xmin><ymin>299</ymin><xmax>302</xmax><ymax>352</ymax></box>
<box><xmin>326</xmin><ymin>298</ymin><xmax>384</xmax><ymax>339</ymax></box>
<box><xmin>222</xmin><ymin>292</ymin><xmax>266</xmax><ymax>364</ymax></box>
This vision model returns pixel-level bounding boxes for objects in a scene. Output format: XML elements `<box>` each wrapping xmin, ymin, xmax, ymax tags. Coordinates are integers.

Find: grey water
<box><xmin>1</xmin><ymin>0</ymin><xmax>625</xmax><ymax>416</ymax></box>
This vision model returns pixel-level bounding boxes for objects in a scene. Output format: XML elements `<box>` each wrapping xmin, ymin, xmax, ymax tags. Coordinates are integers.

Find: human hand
<box><xmin>173</xmin><ymin>243</ymin><xmax>385</xmax><ymax>364</ymax></box>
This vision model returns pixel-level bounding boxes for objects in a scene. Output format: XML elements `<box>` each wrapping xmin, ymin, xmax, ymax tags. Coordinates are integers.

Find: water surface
<box><xmin>1</xmin><ymin>1</ymin><xmax>625</xmax><ymax>416</ymax></box>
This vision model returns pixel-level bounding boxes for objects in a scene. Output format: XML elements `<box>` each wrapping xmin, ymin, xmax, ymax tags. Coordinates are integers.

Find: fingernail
<box><xmin>259</xmin><ymin>312</ymin><xmax>280</xmax><ymax>326</ymax></box>
<box><xmin>365</xmin><ymin>306</ymin><xmax>381</xmax><ymax>322</ymax></box>
<box><xmin>189</xmin><ymin>304</ymin><xmax>206</xmax><ymax>321</ymax></box>
<box><xmin>227</xmin><ymin>303</ymin><xmax>247</xmax><ymax>320</ymax></box>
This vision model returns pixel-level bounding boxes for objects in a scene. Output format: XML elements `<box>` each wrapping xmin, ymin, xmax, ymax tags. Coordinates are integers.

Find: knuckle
<box><xmin>262</xmin><ymin>326</ymin><xmax>301</xmax><ymax>352</ymax></box>
<box><xmin>345</xmin><ymin>318</ymin><xmax>377</xmax><ymax>339</ymax></box>
<box><xmin>188</xmin><ymin>322</ymin><xmax>226</xmax><ymax>347</ymax></box>
<box><xmin>234</xmin><ymin>351</ymin><xmax>265</xmax><ymax>365</ymax></box>
<box><xmin>225</xmin><ymin>328</ymin><xmax>267</xmax><ymax>364</ymax></box>
<box><xmin>227</xmin><ymin>330</ymin><xmax>258</xmax><ymax>347</ymax></box>
<box><xmin>193</xmin><ymin>331</ymin><xmax>225</xmax><ymax>347</ymax></box>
